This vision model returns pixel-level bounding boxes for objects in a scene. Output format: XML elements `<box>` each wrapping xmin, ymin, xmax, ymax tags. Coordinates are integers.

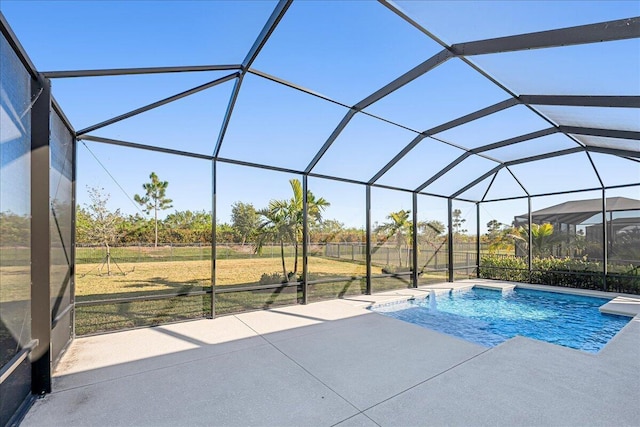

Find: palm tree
<box><xmin>285</xmin><ymin>179</ymin><xmax>330</xmax><ymax>275</ymax></box>
<box><xmin>610</xmin><ymin>227</ymin><xmax>640</xmax><ymax>261</ymax></box>
<box><xmin>255</xmin><ymin>179</ymin><xmax>330</xmax><ymax>282</ymax></box>
<box><xmin>511</xmin><ymin>223</ymin><xmax>563</xmax><ymax>257</ymax></box>
<box><xmin>416</xmin><ymin>219</ymin><xmax>446</xmax><ymax>273</ymax></box>
<box><xmin>255</xmin><ymin>201</ymin><xmax>296</xmax><ymax>281</ymax></box>
<box><xmin>375</xmin><ymin>209</ymin><xmax>412</xmax><ymax>267</ymax></box>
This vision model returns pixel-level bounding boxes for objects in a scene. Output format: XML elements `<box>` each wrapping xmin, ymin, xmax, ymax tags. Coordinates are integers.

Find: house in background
<box><xmin>514</xmin><ymin>197</ymin><xmax>640</xmax><ymax>262</ymax></box>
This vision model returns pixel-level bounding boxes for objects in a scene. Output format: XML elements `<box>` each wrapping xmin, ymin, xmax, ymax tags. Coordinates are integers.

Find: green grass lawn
<box><xmin>75</xmin><ymin>256</ymin><xmax>381</xmax><ymax>300</ymax></box>
<box><xmin>0</xmin><ymin>266</ymin><xmax>30</xmax><ymax>303</ymax></box>
<box><xmin>74</xmin><ymin>244</ymin><xmax>297</xmax><ymax>264</ymax></box>
<box><xmin>73</xmin><ymin>256</ymin><xmax>385</xmax><ymax>335</ymax></box>
<box><xmin>73</xmin><ymin>272</ymin><xmax>452</xmax><ymax>336</ymax></box>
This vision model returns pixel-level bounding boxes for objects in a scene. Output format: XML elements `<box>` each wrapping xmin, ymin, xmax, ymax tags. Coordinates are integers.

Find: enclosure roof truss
<box><xmin>13</xmin><ymin>1</ymin><xmax>639</xmax><ymax>202</ymax></box>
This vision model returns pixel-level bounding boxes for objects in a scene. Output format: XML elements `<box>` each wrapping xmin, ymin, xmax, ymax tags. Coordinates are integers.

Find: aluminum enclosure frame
<box><xmin>37</xmin><ymin>2</ymin><xmax>639</xmax><ymax>304</ymax></box>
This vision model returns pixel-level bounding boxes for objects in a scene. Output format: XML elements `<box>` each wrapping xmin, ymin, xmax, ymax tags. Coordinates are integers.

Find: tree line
<box><xmin>2</xmin><ymin>171</ymin><xmax>475</xmax><ymax>251</ymax></box>
<box><xmin>76</xmin><ymin>205</ymin><xmax>371</xmax><ymax>246</ymax></box>
<box><xmin>76</xmin><ymin>177</ymin><xmax>368</xmax><ymax>247</ymax></box>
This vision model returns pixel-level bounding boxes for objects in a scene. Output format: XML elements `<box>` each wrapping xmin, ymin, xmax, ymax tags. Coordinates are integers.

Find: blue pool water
<box><xmin>371</xmin><ymin>288</ymin><xmax>631</xmax><ymax>353</ymax></box>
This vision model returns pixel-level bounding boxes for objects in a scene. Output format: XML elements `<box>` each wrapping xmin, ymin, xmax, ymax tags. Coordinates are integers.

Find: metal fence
<box><xmin>76</xmin><ymin>242</ymin><xmax>322</xmax><ymax>264</ymax></box>
<box><xmin>324</xmin><ymin>242</ymin><xmax>477</xmax><ymax>271</ymax></box>
<box><xmin>74</xmin><ymin>242</ymin><xmax>483</xmax><ymax>270</ymax></box>
<box><xmin>75</xmin><ymin>243</ymin><xmax>212</xmax><ymax>264</ymax></box>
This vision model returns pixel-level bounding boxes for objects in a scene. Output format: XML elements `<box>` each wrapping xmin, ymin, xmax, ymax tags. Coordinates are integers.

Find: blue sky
<box><xmin>1</xmin><ymin>0</ymin><xmax>638</xmax><ymax>231</ymax></box>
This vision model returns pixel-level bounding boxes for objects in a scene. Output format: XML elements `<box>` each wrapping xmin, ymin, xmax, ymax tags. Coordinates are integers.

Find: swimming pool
<box><xmin>371</xmin><ymin>287</ymin><xmax>631</xmax><ymax>353</ymax></box>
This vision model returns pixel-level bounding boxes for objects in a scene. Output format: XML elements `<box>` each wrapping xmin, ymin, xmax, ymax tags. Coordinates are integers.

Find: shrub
<box><xmin>381</xmin><ymin>265</ymin><xmax>412</xmax><ymax>274</ymax></box>
<box><xmin>259</xmin><ymin>272</ymin><xmax>285</xmax><ymax>285</ymax></box>
<box><xmin>479</xmin><ymin>255</ymin><xmax>528</xmax><ymax>282</ymax></box>
<box><xmin>479</xmin><ymin>254</ymin><xmax>640</xmax><ymax>295</ymax></box>
<box><xmin>530</xmin><ymin>257</ymin><xmax>603</xmax><ymax>290</ymax></box>
<box><xmin>607</xmin><ymin>265</ymin><xmax>639</xmax><ymax>294</ymax></box>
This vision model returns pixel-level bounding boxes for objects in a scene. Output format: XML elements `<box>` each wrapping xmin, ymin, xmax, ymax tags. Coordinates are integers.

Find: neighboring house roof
<box><xmin>515</xmin><ymin>197</ymin><xmax>640</xmax><ymax>225</ymax></box>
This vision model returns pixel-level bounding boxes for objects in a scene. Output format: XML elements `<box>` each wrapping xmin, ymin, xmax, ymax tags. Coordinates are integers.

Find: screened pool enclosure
<box><xmin>0</xmin><ymin>1</ymin><xmax>639</xmax><ymax>424</ymax></box>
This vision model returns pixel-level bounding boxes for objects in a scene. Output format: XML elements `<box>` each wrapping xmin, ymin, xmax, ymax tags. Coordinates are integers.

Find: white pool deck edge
<box><xmin>21</xmin><ymin>279</ymin><xmax>640</xmax><ymax>427</ymax></box>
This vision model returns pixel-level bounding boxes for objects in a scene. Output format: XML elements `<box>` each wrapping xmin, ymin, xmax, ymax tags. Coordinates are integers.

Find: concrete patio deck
<box><xmin>22</xmin><ymin>281</ymin><xmax>640</xmax><ymax>426</ymax></box>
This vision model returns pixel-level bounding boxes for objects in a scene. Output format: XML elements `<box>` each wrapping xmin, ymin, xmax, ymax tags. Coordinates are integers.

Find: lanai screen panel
<box><xmin>377</xmin><ymin>139</ymin><xmax>467</xmax><ymax>193</ymax></box>
<box><xmin>363</xmin><ymin>58</ymin><xmax>509</xmax><ymax>132</ymax></box>
<box><xmin>455</xmin><ymin>173</ymin><xmax>495</xmax><ymax>202</ymax></box>
<box><xmin>75</xmin><ymin>142</ymin><xmax>211</xmax><ymax>335</ymax></box>
<box><xmin>529</xmin><ymin>191</ymin><xmax>605</xmax><ymax>289</ymax></box>
<box><xmin>0</xmin><ymin>1</ymin><xmax>276</xmax><ymax>69</ymax></box>
<box><xmin>451</xmin><ymin>200</ymin><xmax>478</xmax><ymax>279</ymax></box>
<box><xmin>420</xmin><ymin>154</ymin><xmax>499</xmax><ymax>198</ymax></box>
<box><xmin>49</xmin><ymin>110</ymin><xmax>73</xmax><ymax>362</ymax></box>
<box><xmin>589</xmin><ymin>153</ymin><xmax>640</xmax><ymax>188</ymax></box>
<box><xmin>482</xmin><ymin>133</ymin><xmax>580</xmax><ymax>163</ymax></box>
<box><xmin>393</xmin><ymin>1</ymin><xmax>637</xmax><ymax>44</ymax></box>
<box><xmin>479</xmin><ymin>198</ymin><xmax>530</xmax><ymax>281</ymax></box>
<box><xmin>311</xmin><ymin>112</ymin><xmax>417</xmax><ymax>182</ymax></box>
<box><xmin>483</xmin><ymin>169</ymin><xmax>528</xmax><ymax>202</ymax></box>
<box><xmin>0</xmin><ymin>29</ymin><xmax>32</xmax><ymax>422</ymax></box>
<box><xmin>432</xmin><ymin>105</ymin><xmax>551</xmax><ymax>151</ymax></box>
<box><xmin>306</xmin><ymin>177</ymin><xmax>366</xmax><ymax>302</ymax></box>
<box><xmin>218</xmin><ymin>73</ymin><xmax>349</xmax><ymax>170</ymax></box>
<box><xmin>571</xmin><ymin>135</ymin><xmax>639</xmax><ymax>153</ymax></box>
<box><xmin>370</xmin><ymin>187</ymin><xmax>413</xmax><ymax>292</ymax></box>
<box><xmin>472</xmin><ymin>39</ymin><xmax>640</xmax><ymax>96</ymax></box>
<box><xmin>85</xmin><ymin>82</ymin><xmax>233</xmax><ymax>155</ymax></box>
<box><xmin>509</xmin><ymin>152</ymin><xmax>604</xmax><ymax>196</ymax></box>
<box><xmin>417</xmin><ymin>195</ymin><xmax>449</xmax><ymax>284</ymax></box>
<box><xmin>51</xmin><ymin>71</ymin><xmax>235</xmax><ymax>134</ymax></box>
<box><xmin>535</xmin><ymin>106</ymin><xmax>640</xmax><ymax>132</ymax></box>
<box><xmin>88</xmin><ymin>77</ymin><xmax>236</xmax><ymax>155</ymax></box>
<box><xmin>215</xmin><ymin>163</ymin><xmax>302</xmax><ymax>315</ymax></box>
<box><xmin>606</xmin><ymin>186</ymin><xmax>640</xmax><ymax>293</ymax></box>
<box><xmin>252</xmin><ymin>0</ymin><xmax>438</xmax><ymax>105</ymax></box>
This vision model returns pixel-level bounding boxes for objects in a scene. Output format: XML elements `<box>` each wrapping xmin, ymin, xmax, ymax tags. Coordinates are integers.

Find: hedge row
<box><xmin>479</xmin><ymin>255</ymin><xmax>639</xmax><ymax>295</ymax></box>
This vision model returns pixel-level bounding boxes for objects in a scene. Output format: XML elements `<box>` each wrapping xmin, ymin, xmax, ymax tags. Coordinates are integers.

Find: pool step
<box><xmin>421</xmin><ymin>281</ymin><xmax>516</xmax><ymax>294</ymax></box>
<box><xmin>599</xmin><ymin>296</ymin><xmax>640</xmax><ymax>318</ymax></box>
<box><xmin>474</xmin><ymin>283</ymin><xmax>517</xmax><ymax>292</ymax></box>
<box><xmin>421</xmin><ymin>283</ymin><xmax>474</xmax><ymax>294</ymax></box>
